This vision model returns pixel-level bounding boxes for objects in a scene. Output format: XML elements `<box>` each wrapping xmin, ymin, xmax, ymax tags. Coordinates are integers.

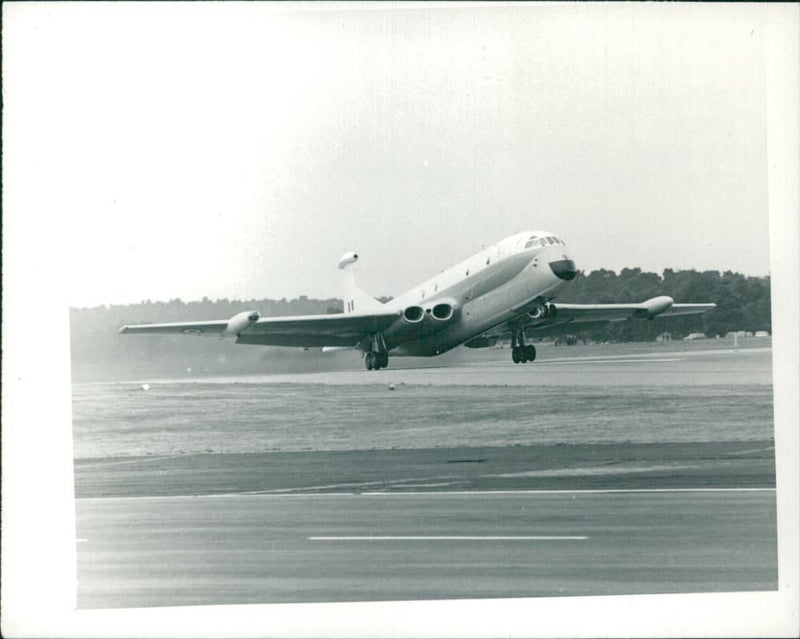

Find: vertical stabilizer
<box><xmin>337</xmin><ymin>252</ymin><xmax>385</xmax><ymax>314</ymax></box>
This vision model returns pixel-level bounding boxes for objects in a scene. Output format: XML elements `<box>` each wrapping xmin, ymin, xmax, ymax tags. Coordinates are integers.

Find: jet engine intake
<box><xmin>403</xmin><ymin>299</ymin><xmax>459</xmax><ymax>325</ymax></box>
<box><xmin>223</xmin><ymin>310</ymin><xmax>260</xmax><ymax>337</ymax></box>
<box><xmin>403</xmin><ymin>305</ymin><xmax>425</xmax><ymax>323</ymax></box>
<box><xmin>431</xmin><ymin>302</ymin><xmax>455</xmax><ymax>321</ymax></box>
<box><xmin>527</xmin><ymin>303</ymin><xmax>555</xmax><ymax>320</ymax></box>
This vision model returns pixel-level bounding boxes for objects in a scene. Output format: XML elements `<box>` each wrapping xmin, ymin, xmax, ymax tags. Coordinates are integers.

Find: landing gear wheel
<box><xmin>365</xmin><ymin>351</ymin><xmax>389</xmax><ymax>370</ymax></box>
<box><xmin>511</xmin><ymin>344</ymin><xmax>536</xmax><ymax>364</ymax></box>
<box><xmin>511</xmin><ymin>328</ymin><xmax>533</xmax><ymax>364</ymax></box>
<box><xmin>364</xmin><ymin>334</ymin><xmax>389</xmax><ymax>371</ymax></box>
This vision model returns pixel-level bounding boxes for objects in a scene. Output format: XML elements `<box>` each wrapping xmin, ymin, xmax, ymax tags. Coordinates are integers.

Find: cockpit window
<box><xmin>546</xmin><ymin>237</ymin><xmax>555</xmax><ymax>245</ymax></box>
<box><xmin>524</xmin><ymin>235</ymin><xmax>538</xmax><ymax>249</ymax></box>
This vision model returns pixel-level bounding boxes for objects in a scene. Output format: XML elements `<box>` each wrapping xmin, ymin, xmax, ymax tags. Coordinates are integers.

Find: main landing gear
<box><xmin>511</xmin><ymin>329</ymin><xmax>536</xmax><ymax>364</ymax></box>
<box><xmin>365</xmin><ymin>351</ymin><xmax>389</xmax><ymax>370</ymax></box>
<box><xmin>364</xmin><ymin>334</ymin><xmax>389</xmax><ymax>371</ymax></box>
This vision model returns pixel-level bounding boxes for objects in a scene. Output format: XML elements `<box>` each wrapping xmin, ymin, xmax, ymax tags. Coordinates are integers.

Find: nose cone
<box><xmin>549</xmin><ymin>258</ymin><xmax>577</xmax><ymax>281</ymax></box>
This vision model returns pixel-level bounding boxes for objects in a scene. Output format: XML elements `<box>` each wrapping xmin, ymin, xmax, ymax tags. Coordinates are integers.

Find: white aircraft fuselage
<box><xmin>349</xmin><ymin>230</ymin><xmax>576</xmax><ymax>356</ymax></box>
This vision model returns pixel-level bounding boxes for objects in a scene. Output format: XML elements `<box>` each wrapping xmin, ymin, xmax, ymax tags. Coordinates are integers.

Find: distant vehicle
<box><xmin>120</xmin><ymin>230</ymin><xmax>715</xmax><ymax>370</ymax></box>
<box><xmin>684</xmin><ymin>333</ymin><xmax>707</xmax><ymax>341</ymax></box>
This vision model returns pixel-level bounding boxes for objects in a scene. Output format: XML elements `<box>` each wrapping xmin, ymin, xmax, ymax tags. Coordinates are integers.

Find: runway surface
<box><xmin>76</xmin><ymin>489</ymin><xmax>776</xmax><ymax>608</ymax></box>
<box><xmin>75</xmin><ymin>440</ymin><xmax>777</xmax><ymax>609</ymax></box>
<box><xmin>75</xmin><ymin>441</ymin><xmax>775</xmax><ymax>498</ymax></box>
<box><xmin>73</xmin><ymin>344</ymin><xmax>777</xmax><ymax>609</ymax></box>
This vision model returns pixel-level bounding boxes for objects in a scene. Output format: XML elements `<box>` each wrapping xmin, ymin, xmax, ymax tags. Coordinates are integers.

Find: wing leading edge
<box><xmin>481</xmin><ymin>296</ymin><xmax>715</xmax><ymax>340</ymax></box>
<box><xmin>120</xmin><ymin>310</ymin><xmax>402</xmax><ymax>348</ymax></box>
<box><xmin>546</xmin><ymin>298</ymin><xmax>716</xmax><ymax>324</ymax></box>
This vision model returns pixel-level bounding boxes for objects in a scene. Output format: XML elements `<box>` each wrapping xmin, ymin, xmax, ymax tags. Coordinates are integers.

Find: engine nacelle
<box><xmin>403</xmin><ymin>298</ymin><xmax>459</xmax><ymax>325</ymax></box>
<box><xmin>223</xmin><ymin>310</ymin><xmax>260</xmax><ymax>337</ymax></box>
<box><xmin>424</xmin><ymin>298</ymin><xmax>460</xmax><ymax>322</ymax></box>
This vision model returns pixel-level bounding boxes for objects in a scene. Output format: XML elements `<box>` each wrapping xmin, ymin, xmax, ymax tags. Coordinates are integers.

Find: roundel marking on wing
<box><xmin>181</xmin><ymin>328</ymin><xmax>203</xmax><ymax>334</ymax></box>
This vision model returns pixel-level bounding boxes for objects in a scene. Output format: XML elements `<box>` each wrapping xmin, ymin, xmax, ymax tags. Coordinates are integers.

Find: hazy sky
<box><xmin>5</xmin><ymin>3</ymin><xmax>772</xmax><ymax>307</ymax></box>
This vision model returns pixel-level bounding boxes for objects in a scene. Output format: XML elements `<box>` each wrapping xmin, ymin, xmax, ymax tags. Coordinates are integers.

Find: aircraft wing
<box><xmin>120</xmin><ymin>310</ymin><xmax>402</xmax><ymax>348</ymax></box>
<box><xmin>119</xmin><ymin>319</ymin><xmax>231</xmax><ymax>335</ymax></box>
<box><xmin>479</xmin><ymin>296</ymin><xmax>715</xmax><ymax>339</ymax></box>
<box><xmin>539</xmin><ymin>300</ymin><xmax>716</xmax><ymax>324</ymax></box>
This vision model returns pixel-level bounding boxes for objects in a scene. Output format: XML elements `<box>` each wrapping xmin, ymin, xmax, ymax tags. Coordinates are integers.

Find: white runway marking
<box><xmin>723</xmin><ymin>445</ymin><xmax>775</xmax><ymax>457</ymax></box>
<box><xmin>309</xmin><ymin>535</ymin><xmax>588</xmax><ymax>541</ymax></box>
<box><xmin>489</xmin><ymin>464</ymin><xmax>698</xmax><ymax>478</ymax></box>
<box><xmin>76</xmin><ymin>486</ymin><xmax>776</xmax><ymax>501</ymax></box>
<box><xmin>79</xmin><ymin>454</ymin><xmax>185</xmax><ymax>469</ymax></box>
<box><xmin>241</xmin><ymin>475</ymin><xmax>459</xmax><ymax>494</ymax></box>
<box><xmin>360</xmin><ymin>487</ymin><xmax>777</xmax><ymax>496</ymax></box>
<box><xmin>540</xmin><ymin>357</ymin><xmax>684</xmax><ymax>364</ymax></box>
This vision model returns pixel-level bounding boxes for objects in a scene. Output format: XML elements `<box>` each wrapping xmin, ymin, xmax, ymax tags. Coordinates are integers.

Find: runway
<box><xmin>75</xmin><ymin>440</ymin><xmax>777</xmax><ymax>609</ymax></box>
<box><xmin>72</xmin><ymin>344</ymin><xmax>778</xmax><ymax>609</ymax></box>
<box><xmin>75</xmin><ymin>441</ymin><xmax>775</xmax><ymax>498</ymax></box>
<box><xmin>76</xmin><ymin>488</ymin><xmax>777</xmax><ymax>609</ymax></box>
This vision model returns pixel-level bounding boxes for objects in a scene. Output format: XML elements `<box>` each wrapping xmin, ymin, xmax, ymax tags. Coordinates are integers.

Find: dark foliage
<box><xmin>557</xmin><ymin>268</ymin><xmax>771</xmax><ymax>342</ymax></box>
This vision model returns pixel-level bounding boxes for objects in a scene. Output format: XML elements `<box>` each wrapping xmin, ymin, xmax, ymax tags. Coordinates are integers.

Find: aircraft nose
<box><xmin>549</xmin><ymin>258</ymin><xmax>577</xmax><ymax>281</ymax></box>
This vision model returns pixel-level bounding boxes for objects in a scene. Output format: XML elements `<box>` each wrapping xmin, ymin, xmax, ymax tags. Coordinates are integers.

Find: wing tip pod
<box><xmin>640</xmin><ymin>297</ymin><xmax>717</xmax><ymax>319</ymax></box>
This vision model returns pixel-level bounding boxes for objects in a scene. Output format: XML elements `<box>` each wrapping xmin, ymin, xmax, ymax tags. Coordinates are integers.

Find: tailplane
<box><xmin>338</xmin><ymin>252</ymin><xmax>385</xmax><ymax>314</ymax></box>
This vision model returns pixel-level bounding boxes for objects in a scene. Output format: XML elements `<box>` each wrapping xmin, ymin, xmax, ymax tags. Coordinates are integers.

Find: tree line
<box><xmin>70</xmin><ymin>268</ymin><xmax>770</xmax><ymax>382</ymax></box>
<box><xmin>555</xmin><ymin>268</ymin><xmax>770</xmax><ymax>342</ymax></box>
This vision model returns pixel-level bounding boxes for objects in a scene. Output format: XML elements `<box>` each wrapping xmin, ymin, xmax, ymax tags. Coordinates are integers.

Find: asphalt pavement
<box><xmin>76</xmin><ymin>488</ymin><xmax>777</xmax><ymax>608</ymax></box>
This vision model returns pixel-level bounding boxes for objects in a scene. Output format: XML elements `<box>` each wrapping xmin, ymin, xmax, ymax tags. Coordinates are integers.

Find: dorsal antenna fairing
<box><xmin>338</xmin><ymin>252</ymin><xmax>384</xmax><ymax>314</ymax></box>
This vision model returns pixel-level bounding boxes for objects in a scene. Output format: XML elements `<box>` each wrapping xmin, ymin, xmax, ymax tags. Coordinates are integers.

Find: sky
<box><xmin>4</xmin><ymin>3</ymin><xmax>774</xmax><ymax>307</ymax></box>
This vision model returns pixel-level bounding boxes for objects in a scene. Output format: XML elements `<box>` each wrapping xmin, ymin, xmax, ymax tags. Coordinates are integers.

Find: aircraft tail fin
<box><xmin>337</xmin><ymin>252</ymin><xmax>385</xmax><ymax>314</ymax></box>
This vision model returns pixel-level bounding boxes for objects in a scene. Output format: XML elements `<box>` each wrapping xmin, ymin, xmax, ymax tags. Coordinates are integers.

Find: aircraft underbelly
<box><xmin>393</xmin><ymin>267</ymin><xmax>563</xmax><ymax>356</ymax></box>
